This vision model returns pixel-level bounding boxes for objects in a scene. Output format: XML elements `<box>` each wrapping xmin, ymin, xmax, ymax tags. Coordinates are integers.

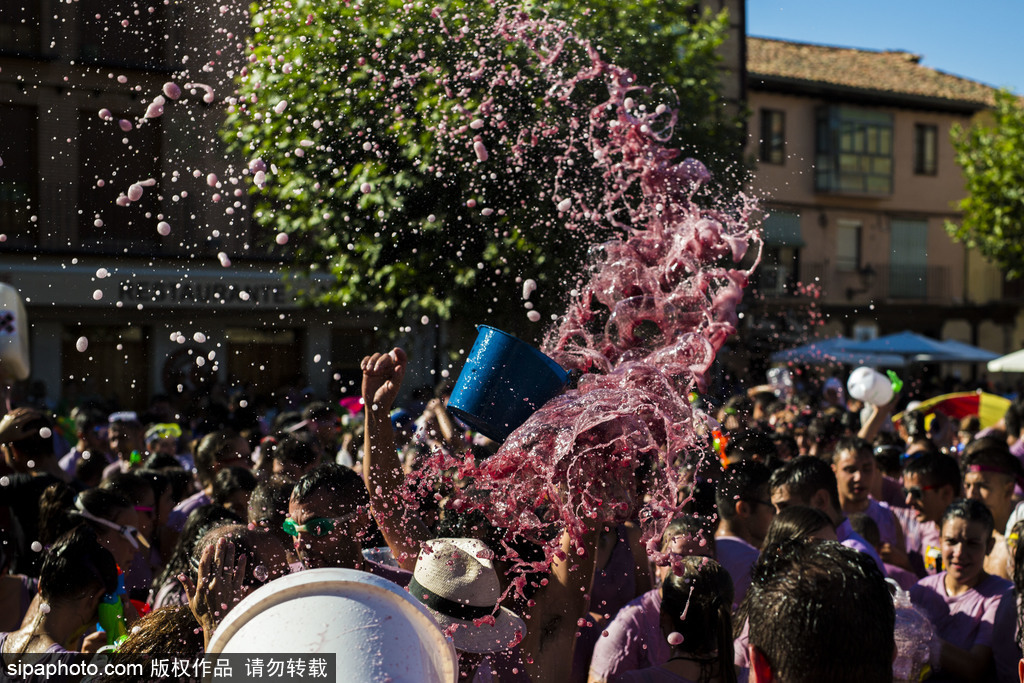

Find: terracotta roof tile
<box><xmin>748</xmin><ymin>37</ymin><xmax>996</xmax><ymax>107</ymax></box>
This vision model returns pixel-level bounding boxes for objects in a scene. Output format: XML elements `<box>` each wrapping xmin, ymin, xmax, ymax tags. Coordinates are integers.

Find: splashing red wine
<box><xmin>406</xmin><ymin>7</ymin><xmax>762</xmax><ymax>588</ymax></box>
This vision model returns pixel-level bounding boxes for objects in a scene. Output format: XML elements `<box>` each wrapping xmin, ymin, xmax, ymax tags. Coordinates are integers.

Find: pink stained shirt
<box><xmin>714</xmin><ymin>535</ymin><xmax>760</xmax><ymax>610</ymax></box>
<box><xmin>910</xmin><ymin>572</ymin><xmax>1012</xmax><ymax>657</ymax></box>
<box><xmin>588</xmin><ymin>589</ymin><xmax>669</xmax><ymax>683</ymax></box>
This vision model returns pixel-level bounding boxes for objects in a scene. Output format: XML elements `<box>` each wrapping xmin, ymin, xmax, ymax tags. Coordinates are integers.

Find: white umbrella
<box><xmin>988</xmin><ymin>349</ymin><xmax>1024</xmax><ymax>372</ymax></box>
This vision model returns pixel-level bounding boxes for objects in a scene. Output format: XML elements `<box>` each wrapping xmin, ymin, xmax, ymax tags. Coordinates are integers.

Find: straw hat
<box><xmin>409</xmin><ymin>538</ymin><xmax>526</xmax><ymax>654</ymax></box>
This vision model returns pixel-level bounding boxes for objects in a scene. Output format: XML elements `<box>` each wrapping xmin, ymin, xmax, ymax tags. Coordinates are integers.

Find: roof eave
<box><xmin>747</xmin><ymin>73</ymin><xmax>991</xmax><ymax>114</ymax></box>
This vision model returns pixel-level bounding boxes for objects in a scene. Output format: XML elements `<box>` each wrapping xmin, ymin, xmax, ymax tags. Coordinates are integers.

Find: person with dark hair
<box><xmin>268</xmin><ymin>433</ymin><xmax>320</xmax><ymax>480</ymax></box>
<box><xmin>805</xmin><ymin>410</ymin><xmax>844</xmax><ymax>458</ymax></box>
<box><xmin>903</xmin><ymin>452</ymin><xmax>963</xmax><ymax>576</ymax></box>
<box><xmin>211</xmin><ymin>466</ymin><xmax>258</xmax><ymax>519</ymax></box>
<box><xmin>746</xmin><ymin>539</ymin><xmax>894</xmax><ymax>683</ymax></box>
<box><xmin>101</xmin><ymin>411</ymin><xmax>146</xmax><ymax>479</ymax></box>
<box><xmin>769</xmin><ymin>455</ymin><xmax>885</xmax><ymax>574</ymax></box>
<box><xmin>286</xmin><ymin>462</ymin><xmax>406</xmax><ymax>583</ymax></box>
<box><xmin>0</xmin><ymin>408</ymin><xmax>69</xmax><ymax>577</ymax></box>
<box><xmin>166</xmin><ymin>428</ymin><xmax>252</xmax><ymax>534</ymax></box>
<box><xmin>149</xmin><ymin>504</ymin><xmax>241</xmax><ymax>609</ymax></box>
<box><xmin>588</xmin><ymin>518</ymin><xmax>715</xmax><ymax>683</ymax></box>
<box><xmin>101</xmin><ymin>472</ymin><xmax>162</xmax><ymax>599</ymax></box>
<box><xmin>731</xmin><ymin>506</ymin><xmax>839</xmax><ymax>677</ymax></box>
<box><xmin>58</xmin><ymin>406</ymin><xmax>112</xmax><ymax>478</ymax></box>
<box><xmin>38</xmin><ymin>484</ymin><xmax>143</xmax><ymax>576</ymax></box>
<box><xmin>761</xmin><ymin>505</ymin><xmax>837</xmax><ymax>548</ymax></box>
<box><xmin>962</xmin><ymin>437</ymin><xmax>1022</xmax><ymax>581</ymax></box>
<box><xmin>0</xmin><ymin>527</ymin><xmax>118</xmax><ymax>655</ymax></box>
<box><xmin>911</xmin><ymin>499</ymin><xmax>1012</xmax><ymax>682</ymax></box>
<box><xmin>178</xmin><ymin>524</ymin><xmax>290</xmax><ymax>650</ymax></box>
<box><xmin>848</xmin><ymin>513</ymin><xmax>917</xmax><ymax>592</ymax></box>
<box><xmin>722</xmin><ymin>430</ymin><xmax>778</xmax><ymax>469</ymax></box>
<box><xmin>617</xmin><ymin>557</ymin><xmax>736</xmax><ymax>683</ymax></box>
<box><xmin>714</xmin><ymin>460</ymin><xmax>773</xmax><ymax>608</ymax></box>
<box><xmin>248</xmin><ymin>475</ymin><xmax>296</xmax><ymax>561</ymax></box>
<box><xmin>301</xmin><ymin>400</ymin><xmax>338</xmax><ymax>464</ymax></box>
<box><xmin>831</xmin><ymin>436</ymin><xmax>908</xmax><ymax>573</ymax></box>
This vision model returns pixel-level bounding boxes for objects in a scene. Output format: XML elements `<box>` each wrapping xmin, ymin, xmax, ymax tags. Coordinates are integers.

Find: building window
<box><xmin>835</xmin><ymin>220</ymin><xmax>861</xmax><ymax>272</ymax></box>
<box><xmin>77</xmin><ymin>109</ymin><xmax>161</xmax><ymax>249</ymax></box>
<box><xmin>77</xmin><ymin>0</ymin><xmax>169</xmax><ymax>68</ymax></box>
<box><xmin>0</xmin><ymin>105</ymin><xmax>39</xmax><ymax>247</ymax></box>
<box><xmin>889</xmin><ymin>219</ymin><xmax>928</xmax><ymax>298</ymax></box>
<box><xmin>759</xmin><ymin>109</ymin><xmax>785</xmax><ymax>164</ymax></box>
<box><xmin>815</xmin><ymin>106</ymin><xmax>893</xmax><ymax>195</ymax></box>
<box><xmin>914</xmin><ymin>124</ymin><xmax>938</xmax><ymax>175</ymax></box>
<box><xmin>0</xmin><ymin>4</ymin><xmax>41</xmax><ymax>54</ymax></box>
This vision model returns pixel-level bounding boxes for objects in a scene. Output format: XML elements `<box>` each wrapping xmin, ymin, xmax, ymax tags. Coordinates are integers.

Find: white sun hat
<box><xmin>409</xmin><ymin>537</ymin><xmax>526</xmax><ymax>655</ymax></box>
<box><xmin>207</xmin><ymin>567</ymin><xmax>457</xmax><ymax>683</ymax></box>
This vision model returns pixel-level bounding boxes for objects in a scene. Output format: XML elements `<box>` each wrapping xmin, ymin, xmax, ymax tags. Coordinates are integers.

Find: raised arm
<box><xmin>361</xmin><ymin>347</ymin><xmax>430</xmax><ymax>570</ymax></box>
<box><xmin>521</xmin><ymin>527</ymin><xmax>600</xmax><ymax>682</ymax></box>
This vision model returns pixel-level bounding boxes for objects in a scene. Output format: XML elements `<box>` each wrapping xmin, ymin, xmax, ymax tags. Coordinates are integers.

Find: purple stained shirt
<box><xmin>863</xmin><ymin>499</ymin><xmax>901</xmax><ymax>548</ymax></box>
<box><xmin>588</xmin><ymin>589</ymin><xmax>668</xmax><ymax>682</ymax></box>
<box><xmin>910</xmin><ymin>572</ymin><xmax>1012</xmax><ymax>655</ymax></box>
<box><xmin>59</xmin><ymin>447</ymin><xmax>114</xmax><ymax>476</ymax></box>
<box><xmin>835</xmin><ymin>518</ymin><xmax>887</xmax><ymax>576</ymax></box>
<box><xmin>714</xmin><ymin>535</ymin><xmax>759</xmax><ymax>609</ymax></box>
<box><xmin>167</xmin><ymin>490</ymin><xmax>213</xmax><ymax>533</ymax></box>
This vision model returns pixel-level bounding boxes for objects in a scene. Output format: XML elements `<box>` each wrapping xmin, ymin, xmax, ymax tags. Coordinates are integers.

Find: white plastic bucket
<box><xmin>847</xmin><ymin>366</ymin><xmax>894</xmax><ymax>406</ymax></box>
<box><xmin>207</xmin><ymin>568</ymin><xmax>458</xmax><ymax>683</ymax></box>
<box><xmin>0</xmin><ymin>284</ymin><xmax>30</xmax><ymax>382</ymax></box>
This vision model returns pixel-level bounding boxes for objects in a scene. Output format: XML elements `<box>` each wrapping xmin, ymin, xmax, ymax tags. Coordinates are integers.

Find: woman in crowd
<box><xmin>616</xmin><ymin>556</ymin><xmax>736</xmax><ymax>683</ymax></box>
<box><xmin>0</xmin><ymin>527</ymin><xmax>117</xmax><ymax>657</ymax></box>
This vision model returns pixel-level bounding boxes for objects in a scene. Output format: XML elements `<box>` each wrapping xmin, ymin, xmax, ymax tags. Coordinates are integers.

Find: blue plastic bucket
<box><xmin>448</xmin><ymin>326</ymin><xmax>569</xmax><ymax>442</ymax></box>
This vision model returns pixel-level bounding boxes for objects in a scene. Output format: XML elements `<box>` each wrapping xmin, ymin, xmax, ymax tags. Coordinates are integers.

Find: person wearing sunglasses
<box><xmin>902</xmin><ymin>451</ymin><xmax>962</xmax><ymax>577</ymax></box>
<box><xmin>285</xmin><ymin>462</ymin><xmax>409</xmax><ymax>585</ymax></box>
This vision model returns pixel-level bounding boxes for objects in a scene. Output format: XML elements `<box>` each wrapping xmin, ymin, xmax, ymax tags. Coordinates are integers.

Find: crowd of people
<box><xmin>2</xmin><ymin>353</ymin><xmax>1024</xmax><ymax>682</ymax></box>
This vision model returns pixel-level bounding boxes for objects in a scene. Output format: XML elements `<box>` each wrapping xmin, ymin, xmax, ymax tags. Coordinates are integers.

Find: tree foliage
<box><xmin>947</xmin><ymin>90</ymin><xmax>1024</xmax><ymax>279</ymax></box>
<box><xmin>222</xmin><ymin>0</ymin><xmax>746</xmax><ymax>333</ymax></box>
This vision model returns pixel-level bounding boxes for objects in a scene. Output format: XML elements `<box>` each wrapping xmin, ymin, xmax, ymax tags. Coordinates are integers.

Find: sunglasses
<box><xmin>903</xmin><ymin>484</ymin><xmax>939</xmax><ymax>500</ymax></box>
<box><xmin>282</xmin><ymin>512</ymin><xmax>357</xmax><ymax>538</ymax></box>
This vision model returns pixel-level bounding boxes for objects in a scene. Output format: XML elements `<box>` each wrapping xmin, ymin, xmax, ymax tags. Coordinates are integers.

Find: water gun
<box><xmin>887</xmin><ymin>370</ymin><xmax>904</xmax><ymax>396</ymax></box>
<box><xmin>97</xmin><ymin>569</ymin><xmax>128</xmax><ymax>647</ymax></box>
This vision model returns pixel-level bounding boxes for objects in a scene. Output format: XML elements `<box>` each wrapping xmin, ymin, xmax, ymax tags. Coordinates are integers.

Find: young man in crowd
<box><xmin>714</xmin><ymin>459</ymin><xmax>774</xmax><ymax>607</ymax></box>
<box><xmin>961</xmin><ymin>436</ymin><xmax>1021</xmax><ymax>579</ymax></box>
<box><xmin>286</xmin><ymin>462</ymin><xmax>410</xmax><ymax>585</ymax></box>
<box><xmin>902</xmin><ymin>452</ymin><xmax>961</xmax><ymax>576</ymax></box>
<box><xmin>831</xmin><ymin>436</ymin><xmax>910</xmax><ymax>570</ymax></box>
<box><xmin>769</xmin><ymin>455</ymin><xmax>886</xmax><ymax>574</ymax></box>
